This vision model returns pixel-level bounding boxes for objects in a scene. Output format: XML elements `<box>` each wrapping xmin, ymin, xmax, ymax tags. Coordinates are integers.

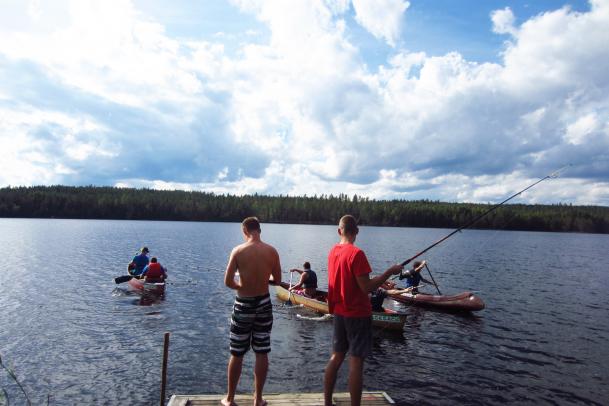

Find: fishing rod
<box><xmin>399</xmin><ymin>165</ymin><xmax>571</xmax><ymax>275</ymax></box>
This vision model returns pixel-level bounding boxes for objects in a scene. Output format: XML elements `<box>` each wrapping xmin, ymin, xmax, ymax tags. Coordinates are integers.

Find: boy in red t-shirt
<box><xmin>323</xmin><ymin>215</ymin><xmax>403</xmax><ymax>406</ymax></box>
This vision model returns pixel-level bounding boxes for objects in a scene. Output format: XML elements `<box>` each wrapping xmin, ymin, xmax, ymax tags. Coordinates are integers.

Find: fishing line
<box><xmin>399</xmin><ymin>165</ymin><xmax>571</xmax><ymax>271</ymax></box>
<box><xmin>455</xmin><ymin>207</ymin><xmax>522</xmax><ymax>268</ymax></box>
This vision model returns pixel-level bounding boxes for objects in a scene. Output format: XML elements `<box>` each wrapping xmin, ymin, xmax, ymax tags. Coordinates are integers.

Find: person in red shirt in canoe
<box><xmin>141</xmin><ymin>257</ymin><xmax>167</xmax><ymax>283</ymax></box>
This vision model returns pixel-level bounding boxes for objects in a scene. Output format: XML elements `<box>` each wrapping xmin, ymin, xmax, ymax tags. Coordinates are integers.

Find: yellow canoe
<box><xmin>274</xmin><ymin>282</ymin><xmax>406</xmax><ymax>331</ymax></box>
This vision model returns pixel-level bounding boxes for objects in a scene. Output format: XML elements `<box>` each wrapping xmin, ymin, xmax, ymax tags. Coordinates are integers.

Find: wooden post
<box><xmin>160</xmin><ymin>332</ymin><xmax>170</xmax><ymax>406</ymax></box>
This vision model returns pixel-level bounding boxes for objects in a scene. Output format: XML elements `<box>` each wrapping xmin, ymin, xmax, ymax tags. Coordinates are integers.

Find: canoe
<box><xmin>387</xmin><ymin>290</ymin><xmax>484</xmax><ymax>312</ymax></box>
<box><xmin>274</xmin><ymin>282</ymin><xmax>407</xmax><ymax>331</ymax></box>
<box><xmin>128</xmin><ymin>277</ymin><xmax>166</xmax><ymax>296</ymax></box>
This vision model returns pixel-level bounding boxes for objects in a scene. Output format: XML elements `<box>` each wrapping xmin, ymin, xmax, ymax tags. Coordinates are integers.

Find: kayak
<box><xmin>274</xmin><ymin>282</ymin><xmax>407</xmax><ymax>331</ymax></box>
<box><xmin>387</xmin><ymin>290</ymin><xmax>485</xmax><ymax>312</ymax></box>
<box><xmin>128</xmin><ymin>277</ymin><xmax>166</xmax><ymax>296</ymax></box>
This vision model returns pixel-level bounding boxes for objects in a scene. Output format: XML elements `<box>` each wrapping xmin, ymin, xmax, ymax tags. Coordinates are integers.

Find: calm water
<box><xmin>1</xmin><ymin>219</ymin><xmax>608</xmax><ymax>405</ymax></box>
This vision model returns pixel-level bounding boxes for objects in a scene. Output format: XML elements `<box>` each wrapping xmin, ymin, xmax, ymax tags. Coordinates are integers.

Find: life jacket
<box><xmin>146</xmin><ymin>262</ymin><xmax>164</xmax><ymax>279</ymax></box>
<box><xmin>303</xmin><ymin>270</ymin><xmax>318</xmax><ymax>289</ymax></box>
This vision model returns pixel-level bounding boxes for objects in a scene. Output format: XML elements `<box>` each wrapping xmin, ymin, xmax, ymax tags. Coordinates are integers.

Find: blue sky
<box><xmin>1</xmin><ymin>0</ymin><xmax>608</xmax><ymax>205</ymax></box>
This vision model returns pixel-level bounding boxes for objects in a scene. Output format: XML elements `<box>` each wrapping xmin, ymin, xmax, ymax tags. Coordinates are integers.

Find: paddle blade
<box><xmin>286</xmin><ymin>289</ymin><xmax>293</xmax><ymax>306</ymax></box>
<box><xmin>114</xmin><ymin>275</ymin><xmax>133</xmax><ymax>284</ymax></box>
<box><xmin>286</xmin><ymin>271</ymin><xmax>294</xmax><ymax>306</ymax></box>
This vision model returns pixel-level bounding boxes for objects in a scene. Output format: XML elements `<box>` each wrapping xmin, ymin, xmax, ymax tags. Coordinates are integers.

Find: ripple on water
<box><xmin>1</xmin><ymin>220</ymin><xmax>609</xmax><ymax>405</ymax></box>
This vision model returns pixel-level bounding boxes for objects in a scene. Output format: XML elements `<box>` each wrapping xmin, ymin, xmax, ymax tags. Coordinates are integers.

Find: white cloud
<box><xmin>0</xmin><ymin>105</ymin><xmax>113</xmax><ymax>185</ymax></box>
<box><xmin>564</xmin><ymin>113</ymin><xmax>598</xmax><ymax>145</ymax></box>
<box><xmin>352</xmin><ymin>0</ymin><xmax>409</xmax><ymax>47</ymax></box>
<box><xmin>0</xmin><ymin>0</ymin><xmax>206</xmax><ymax>111</ymax></box>
<box><xmin>1</xmin><ymin>0</ymin><xmax>609</xmax><ymax>206</ymax></box>
<box><xmin>491</xmin><ymin>7</ymin><xmax>517</xmax><ymax>36</ymax></box>
<box><xmin>500</xmin><ymin>2</ymin><xmax>609</xmax><ymax>96</ymax></box>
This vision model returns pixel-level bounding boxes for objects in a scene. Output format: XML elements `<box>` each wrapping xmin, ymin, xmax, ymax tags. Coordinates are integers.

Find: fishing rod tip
<box><xmin>549</xmin><ymin>164</ymin><xmax>572</xmax><ymax>178</ymax></box>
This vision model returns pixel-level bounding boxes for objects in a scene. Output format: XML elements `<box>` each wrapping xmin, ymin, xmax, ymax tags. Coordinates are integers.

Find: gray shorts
<box><xmin>332</xmin><ymin>315</ymin><xmax>372</xmax><ymax>358</ymax></box>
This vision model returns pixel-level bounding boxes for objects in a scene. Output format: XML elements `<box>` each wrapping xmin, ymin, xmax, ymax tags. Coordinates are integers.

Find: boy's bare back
<box><xmin>226</xmin><ymin>240</ymin><xmax>281</xmax><ymax>297</ymax></box>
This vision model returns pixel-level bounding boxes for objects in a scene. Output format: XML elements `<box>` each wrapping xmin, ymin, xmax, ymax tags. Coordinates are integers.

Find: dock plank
<box><xmin>167</xmin><ymin>391</ymin><xmax>394</xmax><ymax>405</ymax></box>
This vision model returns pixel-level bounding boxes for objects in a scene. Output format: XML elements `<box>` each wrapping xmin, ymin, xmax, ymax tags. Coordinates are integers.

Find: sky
<box><xmin>1</xmin><ymin>0</ymin><xmax>608</xmax><ymax>205</ymax></box>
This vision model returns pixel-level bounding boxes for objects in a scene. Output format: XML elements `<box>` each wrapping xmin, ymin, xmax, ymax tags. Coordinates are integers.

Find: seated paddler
<box><xmin>141</xmin><ymin>257</ymin><xmax>167</xmax><ymax>283</ymax></box>
<box><xmin>370</xmin><ymin>287</ymin><xmax>388</xmax><ymax>312</ymax></box>
<box><xmin>289</xmin><ymin>261</ymin><xmax>318</xmax><ymax>298</ymax></box>
<box><xmin>399</xmin><ymin>260</ymin><xmax>431</xmax><ymax>294</ymax></box>
<box><xmin>129</xmin><ymin>246</ymin><xmax>150</xmax><ymax>277</ymax></box>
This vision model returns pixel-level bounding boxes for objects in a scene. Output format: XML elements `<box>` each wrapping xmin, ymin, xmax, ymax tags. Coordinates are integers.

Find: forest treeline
<box><xmin>0</xmin><ymin>185</ymin><xmax>608</xmax><ymax>233</ymax></box>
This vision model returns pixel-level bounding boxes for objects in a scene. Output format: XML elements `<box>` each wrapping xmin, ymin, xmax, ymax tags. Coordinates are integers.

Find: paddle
<box><xmin>115</xmin><ymin>262</ymin><xmax>138</xmax><ymax>284</ymax></box>
<box><xmin>114</xmin><ymin>275</ymin><xmax>133</xmax><ymax>284</ymax></box>
<box><xmin>424</xmin><ymin>263</ymin><xmax>442</xmax><ymax>295</ymax></box>
<box><xmin>286</xmin><ymin>271</ymin><xmax>294</xmax><ymax>306</ymax></box>
<box><xmin>116</xmin><ymin>259</ymin><xmax>139</xmax><ymax>284</ymax></box>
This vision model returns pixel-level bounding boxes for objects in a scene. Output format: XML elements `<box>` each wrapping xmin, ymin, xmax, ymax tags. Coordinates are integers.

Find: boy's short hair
<box><xmin>303</xmin><ymin>261</ymin><xmax>311</xmax><ymax>269</ymax></box>
<box><xmin>339</xmin><ymin>214</ymin><xmax>359</xmax><ymax>235</ymax></box>
<box><xmin>242</xmin><ymin>216</ymin><xmax>261</xmax><ymax>232</ymax></box>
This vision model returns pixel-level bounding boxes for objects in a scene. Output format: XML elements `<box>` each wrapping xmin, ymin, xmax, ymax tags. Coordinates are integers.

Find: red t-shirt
<box><xmin>327</xmin><ymin>243</ymin><xmax>372</xmax><ymax>317</ymax></box>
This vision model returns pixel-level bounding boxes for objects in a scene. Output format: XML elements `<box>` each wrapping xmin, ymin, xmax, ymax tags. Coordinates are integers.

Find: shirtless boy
<box><xmin>222</xmin><ymin>217</ymin><xmax>282</xmax><ymax>406</ymax></box>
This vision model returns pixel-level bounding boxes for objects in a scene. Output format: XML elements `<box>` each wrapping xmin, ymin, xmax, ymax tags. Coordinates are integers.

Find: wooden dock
<box><xmin>167</xmin><ymin>391</ymin><xmax>395</xmax><ymax>405</ymax></box>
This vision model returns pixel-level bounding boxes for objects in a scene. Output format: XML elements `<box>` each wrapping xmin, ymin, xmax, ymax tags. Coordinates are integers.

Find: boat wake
<box><xmin>111</xmin><ymin>287</ymin><xmax>135</xmax><ymax>297</ymax></box>
<box><xmin>296</xmin><ymin>313</ymin><xmax>332</xmax><ymax>322</ymax></box>
<box><xmin>272</xmin><ymin>303</ymin><xmax>305</xmax><ymax>316</ymax></box>
<box><xmin>273</xmin><ymin>303</ymin><xmax>304</xmax><ymax>309</ymax></box>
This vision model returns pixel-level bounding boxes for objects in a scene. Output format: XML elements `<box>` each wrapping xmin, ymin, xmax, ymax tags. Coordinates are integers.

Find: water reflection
<box><xmin>1</xmin><ymin>219</ymin><xmax>608</xmax><ymax>405</ymax></box>
<box><xmin>111</xmin><ymin>284</ymin><xmax>166</xmax><ymax>307</ymax></box>
<box><xmin>138</xmin><ymin>290</ymin><xmax>166</xmax><ymax>307</ymax></box>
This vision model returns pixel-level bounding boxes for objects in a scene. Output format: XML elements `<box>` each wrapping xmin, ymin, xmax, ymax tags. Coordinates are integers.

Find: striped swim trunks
<box><xmin>230</xmin><ymin>293</ymin><xmax>273</xmax><ymax>356</ymax></box>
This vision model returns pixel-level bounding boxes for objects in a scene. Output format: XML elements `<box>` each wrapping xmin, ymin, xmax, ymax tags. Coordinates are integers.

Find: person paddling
<box><xmin>129</xmin><ymin>247</ymin><xmax>150</xmax><ymax>277</ymax></box>
<box><xmin>289</xmin><ymin>261</ymin><xmax>318</xmax><ymax>298</ymax></box>
<box><xmin>370</xmin><ymin>287</ymin><xmax>388</xmax><ymax>312</ymax></box>
<box><xmin>141</xmin><ymin>257</ymin><xmax>167</xmax><ymax>283</ymax></box>
<box><xmin>398</xmin><ymin>260</ymin><xmax>431</xmax><ymax>294</ymax></box>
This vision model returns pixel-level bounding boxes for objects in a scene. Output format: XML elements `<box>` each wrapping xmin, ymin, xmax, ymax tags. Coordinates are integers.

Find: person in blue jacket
<box><xmin>129</xmin><ymin>247</ymin><xmax>150</xmax><ymax>277</ymax></box>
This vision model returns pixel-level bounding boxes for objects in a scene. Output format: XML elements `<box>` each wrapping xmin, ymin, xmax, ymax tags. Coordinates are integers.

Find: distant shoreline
<box><xmin>1</xmin><ymin>185</ymin><xmax>608</xmax><ymax>234</ymax></box>
<box><xmin>1</xmin><ymin>216</ymin><xmax>607</xmax><ymax>236</ymax></box>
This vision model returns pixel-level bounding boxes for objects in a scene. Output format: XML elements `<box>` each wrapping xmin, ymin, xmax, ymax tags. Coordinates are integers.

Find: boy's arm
<box><xmin>224</xmin><ymin>248</ymin><xmax>241</xmax><ymax>290</ymax></box>
<box><xmin>270</xmin><ymin>249</ymin><xmax>282</xmax><ymax>285</ymax></box>
<box><xmin>290</xmin><ymin>273</ymin><xmax>307</xmax><ymax>290</ymax></box>
<box><xmin>356</xmin><ymin>264</ymin><xmax>403</xmax><ymax>293</ymax></box>
<box><xmin>415</xmin><ymin>261</ymin><xmax>426</xmax><ymax>272</ymax></box>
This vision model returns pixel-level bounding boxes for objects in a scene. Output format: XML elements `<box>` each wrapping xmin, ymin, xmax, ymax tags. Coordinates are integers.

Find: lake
<box><xmin>1</xmin><ymin>218</ymin><xmax>608</xmax><ymax>405</ymax></box>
